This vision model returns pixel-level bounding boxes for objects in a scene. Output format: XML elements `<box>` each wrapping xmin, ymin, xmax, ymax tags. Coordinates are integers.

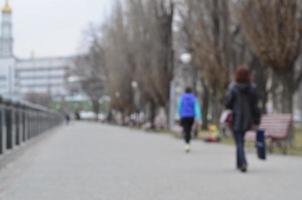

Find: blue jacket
<box><xmin>177</xmin><ymin>93</ymin><xmax>202</xmax><ymax>121</ymax></box>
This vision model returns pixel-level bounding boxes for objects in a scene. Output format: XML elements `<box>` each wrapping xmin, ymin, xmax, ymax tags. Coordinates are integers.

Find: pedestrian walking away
<box><xmin>225</xmin><ymin>66</ymin><xmax>261</xmax><ymax>173</ymax></box>
<box><xmin>65</xmin><ymin>114</ymin><xmax>71</xmax><ymax>125</ymax></box>
<box><xmin>177</xmin><ymin>87</ymin><xmax>202</xmax><ymax>153</ymax></box>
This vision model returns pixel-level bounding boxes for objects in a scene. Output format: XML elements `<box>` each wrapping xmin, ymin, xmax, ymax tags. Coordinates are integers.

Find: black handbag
<box><xmin>256</xmin><ymin>129</ymin><xmax>266</xmax><ymax>160</ymax></box>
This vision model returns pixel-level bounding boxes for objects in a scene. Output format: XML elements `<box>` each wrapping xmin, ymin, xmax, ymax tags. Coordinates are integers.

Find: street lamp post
<box><xmin>180</xmin><ymin>53</ymin><xmax>192</xmax><ymax>65</ymax></box>
<box><xmin>131</xmin><ymin>81</ymin><xmax>138</xmax><ymax>90</ymax></box>
<box><xmin>169</xmin><ymin>52</ymin><xmax>194</xmax><ymax>130</ymax></box>
<box><xmin>180</xmin><ymin>52</ymin><xmax>195</xmax><ymax>91</ymax></box>
<box><xmin>169</xmin><ymin>53</ymin><xmax>193</xmax><ymax>130</ymax></box>
<box><xmin>169</xmin><ymin>79</ymin><xmax>176</xmax><ymax>130</ymax></box>
<box><xmin>131</xmin><ymin>81</ymin><xmax>140</xmax><ymax>126</ymax></box>
<box><xmin>115</xmin><ymin>91</ymin><xmax>120</xmax><ymax>98</ymax></box>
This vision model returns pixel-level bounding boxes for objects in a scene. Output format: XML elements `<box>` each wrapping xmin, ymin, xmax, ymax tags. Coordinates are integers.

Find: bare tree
<box><xmin>177</xmin><ymin>0</ymin><xmax>274</xmax><ymax>127</ymax></box>
<box><xmin>101</xmin><ymin>0</ymin><xmax>175</xmax><ymax>127</ymax></box>
<box><xmin>239</xmin><ymin>0</ymin><xmax>302</xmax><ymax>113</ymax></box>
<box><xmin>179</xmin><ymin>0</ymin><xmax>235</xmax><ymax>124</ymax></box>
<box><xmin>129</xmin><ymin>0</ymin><xmax>175</xmax><ymax>109</ymax></box>
<box><xmin>102</xmin><ymin>2</ymin><xmax>135</xmax><ymax>123</ymax></box>
<box><xmin>75</xmin><ymin>0</ymin><xmax>302</xmax><ymax>130</ymax></box>
<box><xmin>73</xmin><ymin>35</ymin><xmax>106</xmax><ymax>120</ymax></box>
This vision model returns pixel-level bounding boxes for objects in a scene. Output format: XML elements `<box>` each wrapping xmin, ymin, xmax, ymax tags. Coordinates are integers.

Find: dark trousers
<box><xmin>233</xmin><ymin>131</ymin><xmax>247</xmax><ymax>168</ymax></box>
<box><xmin>181</xmin><ymin>117</ymin><xmax>195</xmax><ymax>144</ymax></box>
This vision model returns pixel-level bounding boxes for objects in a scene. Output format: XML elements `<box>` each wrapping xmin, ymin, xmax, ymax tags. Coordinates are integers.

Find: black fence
<box><xmin>0</xmin><ymin>98</ymin><xmax>63</xmax><ymax>155</ymax></box>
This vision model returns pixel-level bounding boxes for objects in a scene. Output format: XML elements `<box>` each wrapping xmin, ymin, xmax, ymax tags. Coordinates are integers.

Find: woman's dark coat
<box><xmin>225</xmin><ymin>83</ymin><xmax>261</xmax><ymax>132</ymax></box>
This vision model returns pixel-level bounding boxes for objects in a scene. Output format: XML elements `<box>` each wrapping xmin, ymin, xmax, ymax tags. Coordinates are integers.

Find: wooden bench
<box><xmin>246</xmin><ymin>114</ymin><xmax>293</xmax><ymax>154</ymax></box>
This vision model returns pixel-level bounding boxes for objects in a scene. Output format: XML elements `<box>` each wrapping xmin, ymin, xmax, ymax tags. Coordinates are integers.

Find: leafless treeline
<box><xmin>74</xmin><ymin>0</ymin><xmax>302</xmax><ymax>128</ymax></box>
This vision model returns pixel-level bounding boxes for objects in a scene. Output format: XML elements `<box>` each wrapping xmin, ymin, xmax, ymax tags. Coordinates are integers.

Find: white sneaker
<box><xmin>185</xmin><ymin>144</ymin><xmax>191</xmax><ymax>153</ymax></box>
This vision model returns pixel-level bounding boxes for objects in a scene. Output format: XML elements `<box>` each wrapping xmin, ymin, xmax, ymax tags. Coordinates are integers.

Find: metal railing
<box><xmin>0</xmin><ymin>97</ymin><xmax>63</xmax><ymax>155</ymax></box>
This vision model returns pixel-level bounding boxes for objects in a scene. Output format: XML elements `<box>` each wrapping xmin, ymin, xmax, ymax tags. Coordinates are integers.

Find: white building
<box><xmin>15</xmin><ymin>57</ymin><xmax>73</xmax><ymax>98</ymax></box>
<box><xmin>0</xmin><ymin>1</ymin><xmax>16</xmax><ymax>98</ymax></box>
<box><xmin>0</xmin><ymin>1</ymin><xmax>73</xmax><ymax>100</ymax></box>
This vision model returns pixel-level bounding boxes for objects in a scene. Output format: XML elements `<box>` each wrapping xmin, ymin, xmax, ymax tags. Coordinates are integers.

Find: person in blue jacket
<box><xmin>178</xmin><ymin>87</ymin><xmax>202</xmax><ymax>153</ymax></box>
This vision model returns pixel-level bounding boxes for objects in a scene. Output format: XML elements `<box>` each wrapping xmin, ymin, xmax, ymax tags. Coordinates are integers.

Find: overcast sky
<box><xmin>8</xmin><ymin>0</ymin><xmax>113</xmax><ymax>58</ymax></box>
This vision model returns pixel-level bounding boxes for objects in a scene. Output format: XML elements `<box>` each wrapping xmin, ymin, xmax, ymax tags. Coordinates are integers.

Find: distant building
<box><xmin>0</xmin><ymin>0</ymin><xmax>16</xmax><ymax>98</ymax></box>
<box><xmin>0</xmin><ymin>0</ymin><xmax>74</xmax><ymax>100</ymax></box>
<box><xmin>15</xmin><ymin>57</ymin><xmax>73</xmax><ymax>98</ymax></box>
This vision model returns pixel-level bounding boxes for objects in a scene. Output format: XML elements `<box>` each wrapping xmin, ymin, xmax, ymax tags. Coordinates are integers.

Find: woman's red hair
<box><xmin>235</xmin><ymin>66</ymin><xmax>251</xmax><ymax>84</ymax></box>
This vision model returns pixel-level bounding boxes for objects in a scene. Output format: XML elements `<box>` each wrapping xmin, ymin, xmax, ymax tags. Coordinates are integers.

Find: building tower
<box><xmin>0</xmin><ymin>0</ymin><xmax>13</xmax><ymax>58</ymax></box>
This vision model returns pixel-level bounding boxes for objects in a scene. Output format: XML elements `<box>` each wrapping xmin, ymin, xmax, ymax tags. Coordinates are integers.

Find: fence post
<box><xmin>5</xmin><ymin>100</ymin><xmax>15</xmax><ymax>150</ymax></box>
<box><xmin>15</xmin><ymin>103</ymin><xmax>21</xmax><ymax>146</ymax></box>
<box><xmin>28</xmin><ymin>110</ymin><xmax>32</xmax><ymax>139</ymax></box>
<box><xmin>0</xmin><ymin>98</ymin><xmax>6</xmax><ymax>154</ymax></box>
<box><xmin>0</xmin><ymin>99</ymin><xmax>63</xmax><ymax>155</ymax></box>
<box><xmin>21</xmin><ymin>105</ymin><xmax>26</xmax><ymax>142</ymax></box>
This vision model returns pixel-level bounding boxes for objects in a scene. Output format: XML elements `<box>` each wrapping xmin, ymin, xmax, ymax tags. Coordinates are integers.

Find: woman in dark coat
<box><xmin>225</xmin><ymin>67</ymin><xmax>261</xmax><ymax>172</ymax></box>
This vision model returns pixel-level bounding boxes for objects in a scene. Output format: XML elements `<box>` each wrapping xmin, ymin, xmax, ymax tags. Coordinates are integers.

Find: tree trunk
<box><xmin>92</xmin><ymin>100</ymin><xmax>100</xmax><ymax>121</ymax></box>
<box><xmin>121</xmin><ymin>111</ymin><xmax>126</xmax><ymax>126</ymax></box>
<box><xmin>150</xmin><ymin>100</ymin><xmax>157</xmax><ymax>130</ymax></box>
<box><xmin>250</xmin><ymin>57</ymin><xmax>269</xmax><ymax>114</ymax></box>
<box><xmin>275</xmin><ymin>70</ymin><xmax>295</xmax><ymax>143</ymax></box>
<box><xmin>272</xmin><ymin>72</ymin><xmax>282</xmax><ymax>113</ymax></box>
<box><xmin>299</xmin><ymin>87</ymin><xmax>302</xmax><ymax>123</ymax></box>
<box><xmin>165</xmin><ymin>103</ymin><xmax>170</xmax><ymax>129</ymax></box>
<box><xmin>261</xmin><ymin>93</ymin><xmax>268</xmax><ymax>114</ymax></box>
<box><xmin>211</xmin><ymin>95</ymin><xmax>223</xmax><ymax>125</ymax></box>
<box><xmin>201</xmin><ymin>83</ymin><xmax>209</xmax><ymax>130</ymax></box>
<box><xmin>277</xmin><ymin>70</ymin><xmax>294</xmax><ymax>114</ymax></box>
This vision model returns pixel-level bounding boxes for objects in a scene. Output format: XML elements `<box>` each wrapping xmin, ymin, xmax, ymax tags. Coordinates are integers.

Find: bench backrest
<box><xmin>245</xmin><ymin>114</ymin><xmax>292</xmax><ymax>140</ymax></box>
<box><xmin>260</xmin><ymin>114</ymin><xmax>292</xmax><ymax>139</ymax></box>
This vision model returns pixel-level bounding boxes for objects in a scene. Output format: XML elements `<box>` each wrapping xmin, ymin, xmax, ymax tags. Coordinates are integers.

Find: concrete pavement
<box><xmin>0</xmin><ymin>122</ymin><xmax>301</xmax><ymax>200</ymax></box>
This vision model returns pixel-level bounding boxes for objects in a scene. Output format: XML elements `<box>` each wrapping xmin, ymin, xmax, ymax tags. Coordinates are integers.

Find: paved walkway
<box><xmin>0</xmin><ymin>122</ymin><xmax>301</xmax><ymax>200</ymax></box>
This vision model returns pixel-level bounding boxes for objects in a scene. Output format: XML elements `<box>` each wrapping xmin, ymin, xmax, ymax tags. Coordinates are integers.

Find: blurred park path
<box><xmin>0</xmin><ymin>122</ymin><xmax>301</xmax><ymax>200</ymax></box>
